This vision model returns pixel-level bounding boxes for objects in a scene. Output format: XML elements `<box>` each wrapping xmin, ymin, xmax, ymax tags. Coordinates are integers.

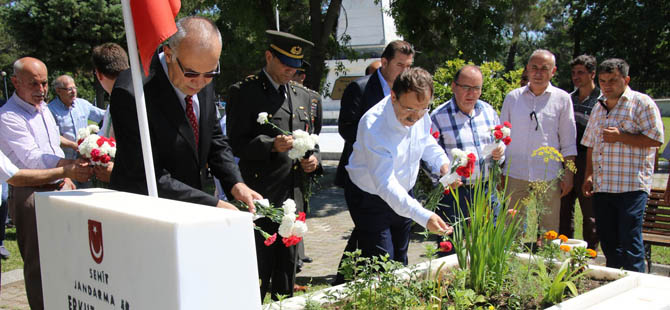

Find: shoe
<box><xmin>0</xmin><ymin>245</ymin><xmax>10</xmax><ymax>260</ymax></box>
<box><xmin>293</xmin><ymin>284</ymin><xmax>307</xmax><ymax>292</ymax></box>
<box><xmin>302</xmin><ymin>256</ymin><xmax>313</xmax><ymax>263</ymax></box>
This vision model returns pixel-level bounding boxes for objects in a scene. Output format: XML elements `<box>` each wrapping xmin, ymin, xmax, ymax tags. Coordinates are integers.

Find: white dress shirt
<box><xmin>500</xmin><ymin>84</ymin><xmax>576</xmax><ymax>181</ymax></box>
<box><xmin>0</xmin><ymin>149</ymin><xmax>19</xmax><ymax>199</ymax></box>
<box><xmin>346</xmin><ymin>96</ymin><xmax>449</xmax><ymax>227</ymax></box>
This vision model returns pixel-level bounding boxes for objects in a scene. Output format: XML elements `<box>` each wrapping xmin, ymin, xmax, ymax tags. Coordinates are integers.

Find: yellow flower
<box><xmin>488</xmin><ymin>306</ymin><xmax>495</xmax><ymax>310</ymax></box>
<box><xmin>544</xmin><ymin>157</ymin><xmax>549</xmax><ymax>163</ymax></box>
<box><xmin>560</xmin><ymin>245</ymin><xmax>571</xmax><ymax>252</ymax></box>
<box><xmin>558</xmin><ymin>234</ymin><xmax>568</xmax><ymax>243</ymax></box>
<box><xmin>544</xmin><ymin>230</ymin><xmax>558</xmax><ymax>240</ymax></box>
<box><xmin>565</xmin><ymin>160</ymin><xmax>577</xmax><ymax>174</ymax></box>
<box><xmin>587</xmin><ymin>249</ymin><xmax>597</xmax><ymax>258</ymax></box>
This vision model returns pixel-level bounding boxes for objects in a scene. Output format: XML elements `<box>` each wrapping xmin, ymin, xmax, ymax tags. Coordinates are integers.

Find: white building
<box><xmin>322</xmin><ymin>0</ymin><xmax>403</xmax><ymax>123</ymax></box>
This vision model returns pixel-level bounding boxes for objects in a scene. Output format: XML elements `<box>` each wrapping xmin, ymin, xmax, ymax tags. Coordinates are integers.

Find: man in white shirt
<box><xmin>345</xmin><ymin>67</ymin><xmax>452</xmax><ymax>265</ymax></box>
<box><xmin>500</xmin><ymin>49</ymin><xmax>577</xmax><ymax>233</ymax></box>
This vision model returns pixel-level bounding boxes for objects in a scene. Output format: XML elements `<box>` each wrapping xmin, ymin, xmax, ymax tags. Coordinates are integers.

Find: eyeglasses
<box><xmin>176</xmin><ymin>57</ymin><xmax>220</xmax><ymax>78</ymax></box>
<box><xmin>454</xmin><ymin>82</ymin><xmax>482</xmax><ymax>92</ymax></box>
<box><xmin>58</xmin><ymin>87</ymin><xmax>77</xmax><ymax>92</ymax></box>
<box><xmin>396</xmin><ymin>102</ymin><xmax>430</xmax><ymax>115</ymax></box>
<box><xmin>529</xmin><ymin>111</ymin><xmax>539</xmax><ymax>131</ymax></box>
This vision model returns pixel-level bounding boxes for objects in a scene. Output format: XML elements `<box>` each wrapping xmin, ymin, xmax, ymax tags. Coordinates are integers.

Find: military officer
<box><xmin>226</xmin><ymin>30</ymin><xmax>322</xmax><ymax>301</ymax></box>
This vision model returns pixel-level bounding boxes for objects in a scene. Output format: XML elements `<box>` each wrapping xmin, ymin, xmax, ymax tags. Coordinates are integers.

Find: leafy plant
<box><xmin>535</xmin><ymin>257</ymin><xmax>586</xmax><ymax>305</ymax></box>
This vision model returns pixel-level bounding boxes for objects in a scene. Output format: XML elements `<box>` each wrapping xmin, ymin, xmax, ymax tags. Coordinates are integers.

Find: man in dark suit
<box><xmin>109</xmin><ymin>16</ymin><xmax>261</xmax><ymax>209</ymax></box>
<box><xmin>226</xmin><ymin>30</ymin><xmax>321</xmax><ymax>301</ymax></box>
<box><xmin>333</xmin><ymin>41</ymin><xmax>414</xmax><ymax>285</ymax></box>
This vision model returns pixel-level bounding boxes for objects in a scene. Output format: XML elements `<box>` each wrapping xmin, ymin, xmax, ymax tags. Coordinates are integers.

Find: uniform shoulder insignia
<box><xmin>290</xmin><ymin>81</ymin><xmax>320</xmax><ymax>96</ymax></box>
<box><xmin>242</xmin><ymin>74</ymin><xmax>259</xmax><ymax>83</ymax></box>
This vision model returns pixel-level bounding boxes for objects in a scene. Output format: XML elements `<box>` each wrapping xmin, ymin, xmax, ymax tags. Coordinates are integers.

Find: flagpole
<box><xmin>120</xmin><ymin>0</ymin><xmax>159</xmax><ymax>197</ymax></box>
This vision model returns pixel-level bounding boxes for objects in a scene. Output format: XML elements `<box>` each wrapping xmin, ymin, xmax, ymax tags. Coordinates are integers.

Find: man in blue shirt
<box><xmin>430</xmin><ymin>65</ymin><xmax>504</xmax><ymax>254</ymax></box>
<box><xmin>48</xmin><ymin>75</ymin><xmax>106</xmax><ymax>160</ymax></box>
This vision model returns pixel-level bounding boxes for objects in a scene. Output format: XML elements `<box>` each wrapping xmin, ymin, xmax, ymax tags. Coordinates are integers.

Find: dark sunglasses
<box><xmin>176</xmin><ymin>57</ymin><xmax>220</xmax><ymax>78</ymax></box>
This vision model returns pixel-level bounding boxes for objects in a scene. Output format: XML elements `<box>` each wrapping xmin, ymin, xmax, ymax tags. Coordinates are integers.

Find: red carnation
<box><xmin>503</xmin><ymin>121</ymin><xmax>512</xmax><ymax>128</ymax></box>
<box><xmin>264</xmin><ymin>233</ymin><xmax>277</xmax><ymax>246</ymax></box>
<box><xmin>90</xmin><ymin>149</ymin><xmax>101</xmax><ymax>158</ymax></box>
<box><xmin>96</xmin><ymin>137</ymin><xmax>105</xmax><ymax>147</ymax></box>
<box><xmin>296</xmin><ymin>212</ymin><xmax>306</xmax><ymax>222</ymax></box>
<box><xmin>503</xmin><ymin>136</ymin><xmax>512</xmax><ymax>145</ymax></box>
<box><xmin>77</xmin><ymin>138</ymin><xmax>84</xmax><ymax>145</ymax></box>
<box><xmin>282</xmin><ymin>235</ymin><xmax>302</xmax><ymax>247</ymax></box>
<box><xmin>100</xmin><ymin>155</ymin><xmax>111</xmax><ymax>164</ymax></box>
<box><xmin>494</xmin><ymin>124</ymin><xmax>503</xmax><ymax>130</ymax></box>
<box><xmin>467</xmin><ymin>153</ymin><xmax>476</xmax><ymax>161</ymax></box>
<box><xmin>443</xmin><ymin>187</ymin><xmax>450</xmax><ymax>195</ymax></box>
<box><xmin>439</xmin><ymin>241</ymin><xmax>453</xmax><ymax>252</ymax></box>
<box><xmin>494</xmin><ymin>130</ymin><xmax>504</xmax><ymax>140</ymax></box>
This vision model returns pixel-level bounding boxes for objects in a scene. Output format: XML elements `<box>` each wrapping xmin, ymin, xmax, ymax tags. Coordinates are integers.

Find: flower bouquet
<box><xmin>257</xmin><ymin>112</ymin><xmax>319</xmax><ymax>159</ymax></box>
<box><xmin>439</xmin><ymin>148</ymin><xmax>477</xmax><ymax>186</ymax></box>
<box><xmin>481</xmin><ymin>121</ymin><xmax>512</xmax><ymax>159</ymax></box>
<box><xmin>77</xmin><ymin>125</ymin><xmax>116</xmax><ymax>166</ymax></box>
<box><xmin>235</xmin><ymin>198</ymin><xmax>308</xmax><ymax>247</ymax></box>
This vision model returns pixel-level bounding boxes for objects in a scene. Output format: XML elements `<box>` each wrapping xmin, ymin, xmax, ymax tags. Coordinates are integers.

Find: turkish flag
<box><xmin>130</xmin><ymin>0</ymin><xmax>181</xmax><ymax>75</ymax></box>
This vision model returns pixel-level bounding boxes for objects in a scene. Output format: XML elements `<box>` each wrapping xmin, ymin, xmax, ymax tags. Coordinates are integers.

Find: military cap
<box><xmin>266</xmin><ymin>30</ymin><xmax>314</xmax><ymax>68</ymax></box>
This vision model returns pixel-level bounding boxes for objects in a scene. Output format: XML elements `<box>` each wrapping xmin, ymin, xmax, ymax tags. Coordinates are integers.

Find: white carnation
<box><xmin>88</xmin><ymin>124</ymin><xmax>100</xmax><ymax>134</ymax></box>
<box><xmin>257</xmin><ymin>112</ymin><xmax>269</xmax><ymax>124</ymax></box>
<box><xmin>282</xmin><ymin>199</ymin><xmax>296</xmax><ymax>215</ymax></box>
<box><xmin>292</xmin><ymin>220</ymin><xmax>308</xmax><ymax>237</ymax></box>
<box><xmin>288</xmin><ymin>130</ymin><xmax>318</xmax><ymax>159</ymax></box>
<box><xmin>278</xmin><ymin>215</ymin><xmax>295</xmax><ymax>237</ymax></box>
<box><xmin>501</xmin><ymin>127</ymin><xmax>511</xmax><ymax>137</ymax></box>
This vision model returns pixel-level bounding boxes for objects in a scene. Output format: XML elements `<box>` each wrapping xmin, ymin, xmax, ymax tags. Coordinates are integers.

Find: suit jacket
<box><xmin>109</xmin><ymin>52</ymin><xmax>243</xmax><ymax>206</ymax></box>
<box><xmin>335</xmin><ymin>69</ymin><xmax>385</xmax><ymax>186</ymax></box>
<box><xmin>226</xmin><ymin>72</ymin><xmax>321</xmax><ymax>211</ymax></box>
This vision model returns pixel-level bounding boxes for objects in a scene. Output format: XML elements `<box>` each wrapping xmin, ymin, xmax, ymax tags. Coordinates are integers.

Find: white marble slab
<box><xmin>35</xmin><ymin>188</ymin><xmax>261</xmax><ymax>310</ymax></box>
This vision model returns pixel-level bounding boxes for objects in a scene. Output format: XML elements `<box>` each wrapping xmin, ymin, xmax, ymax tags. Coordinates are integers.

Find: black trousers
<box><xmin>254</xmin><ymin>218</ymin><xmax>297</xmax><ymax>301</ymax></box>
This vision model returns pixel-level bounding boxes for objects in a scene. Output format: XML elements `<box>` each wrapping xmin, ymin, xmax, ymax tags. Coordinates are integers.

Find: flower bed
<box><xmin>266</xmin><ymin>254</ymin><xmax>670</xmax><ymax>310</ymax></box>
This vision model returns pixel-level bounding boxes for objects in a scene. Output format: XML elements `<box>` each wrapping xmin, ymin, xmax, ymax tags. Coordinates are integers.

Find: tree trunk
<box><xmin>505</xmin><ymin>41</ymin><xmax>518</xmax><ymax>72</ymax></box>
<box><xmin>305</xmin><ymin>0</ymin><xmax>342</xmax><ymax>93</ymax></box>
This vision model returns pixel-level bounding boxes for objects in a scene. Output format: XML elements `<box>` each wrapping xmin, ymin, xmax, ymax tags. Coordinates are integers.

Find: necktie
<box><xmin>185</xmin><ymin>95</ymin><xmax>199</xmax><ymax>148</ymax></box>
<box><xmin>278</xmin><ymin>85</ymin><xmax>286</xmax><ymax>98</ymax></box>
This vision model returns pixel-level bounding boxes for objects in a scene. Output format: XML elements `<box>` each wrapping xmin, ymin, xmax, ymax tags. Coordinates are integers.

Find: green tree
<box><xmin>542</xmin><ymin>0</ymin><xmax>670</xmax><ymax>96</ymax></box>
<box><xmin>389</xmin><ymin>0</ymin><xmax>512</xmax><ymax>72</ymax></box>
<box><xmin>2</xmin><ymin>0</ymin><xmax>126</xmax><ymax>105</ymax></box>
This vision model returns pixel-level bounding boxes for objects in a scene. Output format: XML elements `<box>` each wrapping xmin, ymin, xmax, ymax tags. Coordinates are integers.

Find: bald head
<box><xmin>365</xmin><ymin>60</ymin><xmax>382</xmax><ymax>75</ymax></box>
<box><xmin>11</xmin><ymin>57</ymin><xmax>48</xmax><ymax>106</ymax></box>
<box><xmin>168</xmin><ymin>16</ymin><xmax>222</xmax><ymax>57</ymax></box>
<box><xmin>526</xmin><ymin>49</ymin><xmax>557</xmax><ymax>94</ymax></box>
<box><xmin>164</xmin><ymin>16</ymin><xmax>222</xmax><ymax>96</ymax></box>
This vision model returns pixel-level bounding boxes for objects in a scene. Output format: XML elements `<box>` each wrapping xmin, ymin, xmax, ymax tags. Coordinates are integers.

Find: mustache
<box><xmin>32</xmin><ymin>92</ymin><xmax>45</xmax><ymax>97</ymax></box>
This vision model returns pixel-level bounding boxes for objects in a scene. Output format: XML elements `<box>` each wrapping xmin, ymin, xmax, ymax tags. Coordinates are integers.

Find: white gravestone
<box><xmin>35</xmin><ymin>189</ymin><xmax>261</xmax><ymax>310</ymax></box>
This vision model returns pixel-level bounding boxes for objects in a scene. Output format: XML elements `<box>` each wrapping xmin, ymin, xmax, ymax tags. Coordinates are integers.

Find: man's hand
<box><xmin>93</xmin><ymin>163</ymin><xmax>113</xmax><ymax>183</ymax></box>
<box><xmin>582</xmin><ymin>176</ymin><xmax>594</xmax><ymax>198</ymax></box>
<box><xmin>602</xmin><ymin>126</ymin><xmax>621</xmax><ymax>143</ymax></box>
<box><xmin>426</xmin><ymin>214</ymin><xmax>453</xmax><ymax>235</ymax></box>
<box><xmin>231</xmin><ymin>183</ymin><xmax>262</xmax><ymax>213</ymax></box>
<box><xmin>300</xmin><ymin>155</ymin><xmax>318</xmax><ymax>173</ymax></box>
<box><xmin>64</xmin><ymin>160</ymin><xmax>93</xmax><ymax>183</ymax></box>
<box><xmin>272</xmin><ymin>135</ymin><xmax>293</xmax><ymax>152</ymax></box>
<box><xmin>560</xmin><ymin>173</ymin><xmax>574</xmax><ymax>197</ymax></box>
<box><xmin>62</xmin><ymin>178</ymin><xmax>76</xmax><ymax>190</ymax></box>
<box><xmin>439</xmin><ymin>163</ymin><xmax>450</xmax><ymax>176</ymax></box>
<box><xmin>216</xmin><ymin>200</ymin><xmax>239</xmax><ymax>211</ymax></box>
<box><xmin>492</xmin><ymin>144</ymin><xmax>505</xmax><ymax>161</ymax></box>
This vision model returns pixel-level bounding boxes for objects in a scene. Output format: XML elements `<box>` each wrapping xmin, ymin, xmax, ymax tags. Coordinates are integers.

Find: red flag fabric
<box><xmin>130</xmin><ymin>0</ymin><xmax>181</xmax><ymax>75</ymax></box>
